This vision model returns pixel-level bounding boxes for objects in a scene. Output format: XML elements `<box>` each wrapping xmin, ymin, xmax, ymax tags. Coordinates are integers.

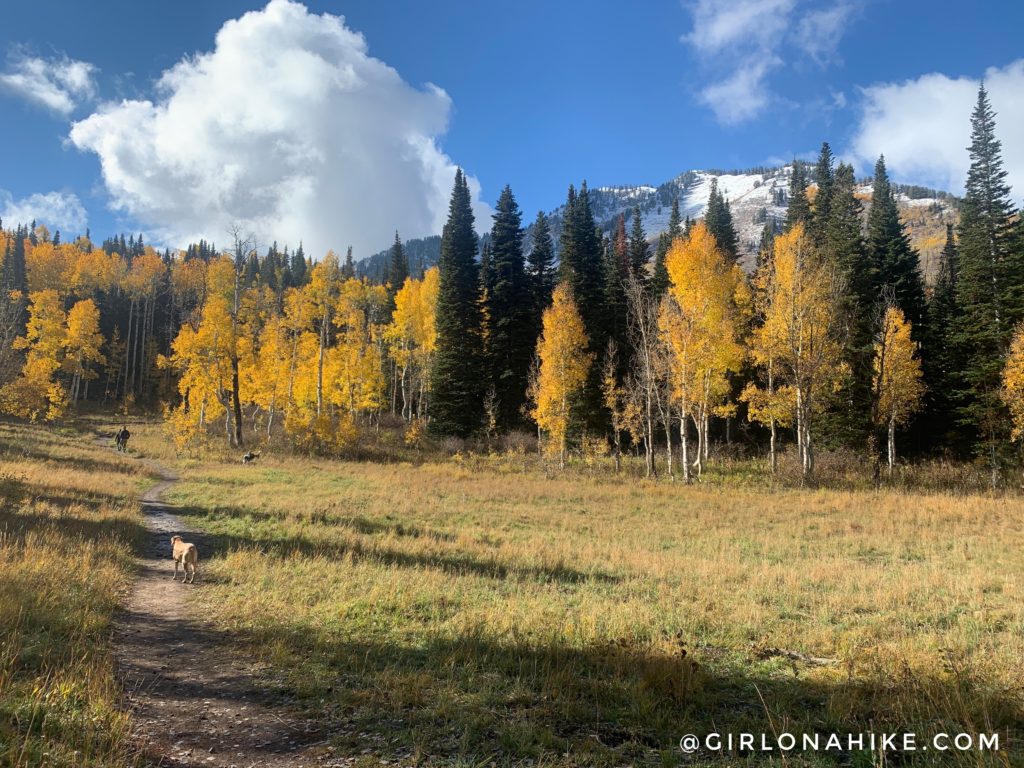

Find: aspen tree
<box><xmin>531</xmin><ymin>283</ymin><xmax>592</xmax><ymax>468</ymax></box>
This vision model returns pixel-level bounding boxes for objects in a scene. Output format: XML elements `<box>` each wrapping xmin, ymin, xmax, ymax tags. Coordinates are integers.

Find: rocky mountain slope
<box><xmin>360</xmin><ymin>164</ymin><xmax>958</xmax><ymax>280</ymax></box>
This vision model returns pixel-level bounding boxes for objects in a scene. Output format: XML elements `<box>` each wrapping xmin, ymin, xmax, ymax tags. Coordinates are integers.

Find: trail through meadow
<box><xmin>115</xmin><ymin>456</ymin><xmax>331</xmax><ymax>767</ymax></box>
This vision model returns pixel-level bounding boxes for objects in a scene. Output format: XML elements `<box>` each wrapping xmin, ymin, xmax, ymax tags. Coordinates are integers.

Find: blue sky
<box><xmin>1</xmin><ymin>0</ymin><xmax>1021</xmax><ymax>257</ymax></box>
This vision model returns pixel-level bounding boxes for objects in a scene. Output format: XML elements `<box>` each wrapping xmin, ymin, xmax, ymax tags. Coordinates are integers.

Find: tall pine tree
<box><xmin>388</xmin><ymin>232</ymin><xmax>409</xmax><ymax>293</ymax></box>
<box><xmin>811</xmin><ymin>142</ymin><xmax>835</xmax><ymax>243</ymax></box>
<box><xmin>922</xmin><ymin>225</ymin><xmax>965</xmax><ymax>449</ymax></box>
<box><xmin>951</xmin><ymin>85</ymin><xmax>1023</xmax><ymax>468</ymax></box>
<box><xmin>558</xmin><ymin>181</ymin><xmax>606</xmax><ymax>429</ymax></box>
<box><xmin>821</xmin><ymin>161</ymin><xmax>873</xmax><ymax>448</ymax></box>
<box><xmin>866</xmin><ymin>156</ymin><xmax>927</xmax><ymax>333</ymax></box>
<box><xmin>526</xmin><ymin>211</ymin><xmax>555</xmax><ymax>334</ymax></box>
<box><xmin>784</xmin><ymin>162</ymin><xmax>811</xmax><ymax>232</ymax></box>
<box><xmin>485</xmin><ymin>186</ymin><xmax>534</xmax><ymax>429</ymax></box>
<box><xmin>430</xmin><ymin>169</ymin><xmax>484</xmax><ymax>437</ymax></box>
<box><xmin>291</xmin><ymin>243</ymin><xmax>309</xmax><ymax>285</ymax></box>
<box><xmin>651</xmin><ymin>197</ymin><xmax>680</xmax><ymax>296</ymax></box>
<box><xmin>602</xmin><ymin>214</ymin><xmax>630</xmax><ymax>365</ymax></box>
<box><xmin>704</xmin><ymin>179</ymin><xmax>739</xmax><ymax>262</ymax></box>
<box><xmin>628</xmin><ymin>205</ymin><xmax>649</xmax><ymax>281</ymax></box>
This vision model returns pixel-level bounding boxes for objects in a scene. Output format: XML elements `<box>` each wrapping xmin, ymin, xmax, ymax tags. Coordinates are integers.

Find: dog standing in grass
<box><xmin>170</xmin><ymin>535</ymin><xmax>198</xmax><ymax>583</ymax></box>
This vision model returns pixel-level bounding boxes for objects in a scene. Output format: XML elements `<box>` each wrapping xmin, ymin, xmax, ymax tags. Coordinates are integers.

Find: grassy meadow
<box><xmin>0</xmin><ymin>416</ymin><xmax>1021</xmax><ymax>766</ymax></box>
<box><xmin>125</xmin><ymin>422</ymin><xmax>1023</xmax><ymax>767</ymax></box>
<box><xmin>0</xmin><ymin>420</ymin><xmax>153</xmax><ymax>767</ymax></box>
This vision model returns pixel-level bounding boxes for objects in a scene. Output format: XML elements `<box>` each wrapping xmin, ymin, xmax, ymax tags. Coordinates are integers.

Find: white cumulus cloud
<box><xmin>683</xmin><ymin>0</ymin><xmax>858</xmax><ymax>125</ymax></box>
<box><xmin>698</xmin><ymin>58</ymin><xmax>781</xmax><ymax>125</ymax></box>
<box><xmin>850</xmin><ymin>60</ymin><xmax>1024</xmax><ymax>197</ymax></box>
<box><xmin>69</xmin><ymin>0</ymin><xmax>489</xmax><ymax>259</ymax></box>
<box><xmin>0</xmin><ymin>54</ymin><xmax>96</xmax><ymax>115</ymax></box>
<box><xmin>0</xmin><ymin>190</ymin><xmax>88</xmax><ymax>233</ymax></box>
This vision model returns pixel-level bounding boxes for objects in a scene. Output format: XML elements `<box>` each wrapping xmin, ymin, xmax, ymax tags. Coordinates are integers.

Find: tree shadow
<box><xmin>110</xmin><ymin>606</ymin><xmax>1024</xmax><ymax>766</ymax></box>
<box><xmin>166</xmin><ymin>501</ymin><xmax>620</xmax><ymax>586</ymax></box>
<box><xmin>0</xmin><ymin>503</ymin><xmax>151</xmax><ymax>549</ymax></box>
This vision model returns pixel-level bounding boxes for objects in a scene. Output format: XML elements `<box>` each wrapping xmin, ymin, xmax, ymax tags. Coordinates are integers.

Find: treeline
<box><xmin>427</xmin><ymin>86</ymin><xmax>1024</xmax><ymax>483</ymax></box>
<box><xmin>1</xmin><ymin>87</ymin><xmax>1023</xmax><ymax>483</ymax></box>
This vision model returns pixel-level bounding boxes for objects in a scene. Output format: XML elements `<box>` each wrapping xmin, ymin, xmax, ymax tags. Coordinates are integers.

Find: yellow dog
<box><xmin>170</xmin><ymin>535</ymin><xmax>198</xmax><ymax>584</ymax></box>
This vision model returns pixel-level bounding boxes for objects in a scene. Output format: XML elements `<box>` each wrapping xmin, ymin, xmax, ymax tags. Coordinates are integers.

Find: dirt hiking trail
<box><xmin>114</xmin><ymin>460</ymin><xmax>334</xmax><ymax>767</ymax></box>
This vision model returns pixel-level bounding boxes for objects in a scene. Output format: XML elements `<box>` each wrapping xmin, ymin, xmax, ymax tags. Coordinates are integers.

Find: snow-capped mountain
<box><xmin>542</xmin><ymin>167</ymin><xmax>792</xmax><ymax>268</ymax></box>
<box><xmin>360</xmin><ymin>165</ymin><xmax>958</xmax><ymax>278</ymax></box>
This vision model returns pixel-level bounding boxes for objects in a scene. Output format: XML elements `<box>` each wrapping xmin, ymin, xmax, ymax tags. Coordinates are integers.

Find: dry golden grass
<box><xmin>0</xmin><ymin>420</ymin><xmax>152</xmax><ymax>767</ymax></box>
<box><xmin>124</xmin><ymin>416</ymin><xmax>1024</xmax><ymax>767</ymax></box>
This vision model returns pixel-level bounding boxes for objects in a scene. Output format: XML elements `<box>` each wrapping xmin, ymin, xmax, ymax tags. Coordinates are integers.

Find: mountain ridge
<box><xmin>358</xmin><ymin>164</ymin><xmax>958</xmax><ymax>281</ymax></box>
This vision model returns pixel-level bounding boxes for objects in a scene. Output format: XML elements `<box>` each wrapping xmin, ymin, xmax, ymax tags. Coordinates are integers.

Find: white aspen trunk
<box><xmin>767</xmin><ymin>362</ymin><xmax>776</xmax><ymax>474</ymax></box>
<box><xmin>316</xmin><ymin>312</ymin><xmax>327</xmax><ymax>417</ymax></box>
<box><xmin>400</xmin><ymin>364</ymin><xmax>409</xmax><ymax>420</ymax></box>
<box><xmin>680</xmin><ymin>412</ymin><xmax>690</xmax><ymax>484</ymax></box>
<box><xmin>795</xmin><ymin>386</ymin><xmax>806</xmax><ymax>476</ymax></box>
<box><xmin>644</xmin><ymin>391</ymin><xmax>655</xmax><ymax>477</ymax></box>
<box><xmin>692</xmin><ymin>410</ymin><xmax>703</xmax><ymax>478</ymax></box>
<box><xmin>559</xmin><ymin>391</ymin><xmax>567</xmax><ymax>470</ymax></box>
<box><xmin>123</xmin><ymin>299</ymin><xmax>134</xmax><ymax>397</ymax></box>
<box><xmin>663</xmin><ymin>408</ymin><xmax>674</xmax><ymax>480</ymax></box>
<box><xmin>887</xmin><ymin>417</ymin><xmax>896</xmax><ymax>476</ymax></box>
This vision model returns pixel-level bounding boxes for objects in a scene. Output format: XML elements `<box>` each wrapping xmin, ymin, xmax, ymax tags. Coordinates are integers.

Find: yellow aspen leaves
<box><xmin>1001</xmin><ymin>323</ymin><xmax>1024</xmax><ymax>441</ymax></box>
<box><xmin>531</xmin><ymin>283</ymin><xmax>592</xmax><ymax>467</ymax></box>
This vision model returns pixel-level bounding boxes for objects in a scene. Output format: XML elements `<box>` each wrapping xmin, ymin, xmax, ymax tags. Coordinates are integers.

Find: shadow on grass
<box><xmin>105</xmin><ymin>603</ymin><xmax>1023</xmax><ymax>766</ymax></box>
<box><xmin>0</xmin><ymin>503</ymin><xmax>150</xmax><ymax>551</ymax></box>
<box><xmin>176</xmin><ymin>502</ymin><xmax>459</xmax><ymax>542</ymax></box>
<box><xmin>167</xmin><ymin>501</ymin><xmax>619</xmax><ymax>585</ymax></box>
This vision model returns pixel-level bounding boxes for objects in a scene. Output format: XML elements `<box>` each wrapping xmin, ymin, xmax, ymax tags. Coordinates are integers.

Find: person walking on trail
<box><xmin>115</xmin><ymin>425</ymin><xmax>131</xmax><ymax>453</ymax></box>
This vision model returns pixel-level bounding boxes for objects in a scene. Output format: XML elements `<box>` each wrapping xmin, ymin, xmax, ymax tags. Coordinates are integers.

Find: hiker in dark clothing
<box><xmin>115</xmin><ymin>425</ymin><xmax>131</xmax><ymax>453</ymax></box>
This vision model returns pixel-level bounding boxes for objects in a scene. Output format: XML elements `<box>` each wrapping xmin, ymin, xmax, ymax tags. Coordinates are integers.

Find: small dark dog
<box><xmin>242</xmin><ymin>450</ymin><xmax>261</xmax><ymax>464</ymax></box>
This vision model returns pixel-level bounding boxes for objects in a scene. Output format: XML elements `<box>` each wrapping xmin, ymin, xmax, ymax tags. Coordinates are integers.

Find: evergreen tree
<box><xmin>628</xmin><ymin>205</ymin><xmax>649</xmax><ymax>281</ymax></box>
<box><xmin>651</xmin><ymin>197</ymin><xmax>680</xmax><ymax>296</ymax></box>
<box><xmin>260</xmin><ymin>245</ymin><xmax>279</xmax><ymax>291</ymax></box>
<box><xmin>820</xmin><ymin>161</ymin><xmax>873</xmax><ymax>448</ymax></box>
<box><xmin>866</xmin><ymin>156</ymin><xmax>927</xmax><ymax>333</ymax></box>
<box><xmin>388</xmin><ymin>232</ymin><xmax>409</xmax><ymax>292</ymax></box>
<box><xmin>526</xmin><ymin>211</ymin><xmax>555</xmax><ymax>335</ymax></box>
<box><xmin>811</xmin><ymin>142</ymin><xmax>835</xmax><ymax>243</ymax></box>
<box><xmin>2</xmin><ymin>225</ymin><xmax>28</xmax><ymax>296</ymax></box>
<box><xmin>280</xmin><ymin>246</ymin><xmax>293</xmax><ymax>288</ymax></box>
<box><xmin>479</xmin><ymin>242</ymin><xmax>494</xmax><ymax>299</ymax></box>
<box><xmin>951</xmin><ymin>85</ymin><xmax>1023</xmax><ymax>468</ymax></box>
<box><xmin>430</xmin><ymin>169</ymin><xmax>484</xmax><ymax>437</ymax></box>
<box><xmin>484</xmin><ymin>186</ymin><xmax>534</xmax><ymax>429</ymax></box>
<box><xmin>478</xmin><ymin>241</ymin><xmax>494</xmax><ymax>385</ymax></box>
<box><xmin>243</xmin><ymin>251</ymin><xmax>260</xmax><ymax>287</ymax></box>
<box><xmin>558</xmin><ymin>181</ymin><xmax>607</xmax><ymax>429</ymax></box>
<box><xmin>704</xmin><ymin>179</ymin><xmax>739</xmax><ymax>261</ymax></box>
<box><xmin>756</xmin><ymin>222</ymin><xmax>776</xmax><ymax>272</ymax></box>
<box><xmin>784</xmin><ymin>162</ymin><xmax>811</xmax><ymax>232</ymax></box>
<box><xmin>291</xmin><ymin>243</ymin><xmax>308</xmax><ymax>285</ymax></box>
<box><xmin>603</xmin><ymin>215</ymin><xmax>630</xmax><ymax>365</ymax></box>
<box><xmin>921</xmin><ymin>225</ymin><xmax>964</xmax><ymax>448</ymax></box>
<box><xmin>342</xmin><ymin>246</ymin><xmax>355</xmax><ymax>280</ymax></box>
<box><xmin>559</xmin><ymin>182</ymin><xmax>605</xmax><ymax>344</ymax></box>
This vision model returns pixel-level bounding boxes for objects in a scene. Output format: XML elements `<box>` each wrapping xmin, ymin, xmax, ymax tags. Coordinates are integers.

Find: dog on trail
<box><xmin>170</xmin><ymin>535</ymin><xmax>198</xmax><ymax>583</ymax></box>
<box><xmin>241</xmin><ymin>450</ymin><xmax>261</xmax><ymax>464</ymax></box>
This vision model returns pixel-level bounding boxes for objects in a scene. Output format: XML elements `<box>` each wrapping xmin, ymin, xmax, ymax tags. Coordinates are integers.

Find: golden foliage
<box><xmin>531</xmin><ymin>283</ymin><xmax>592</xmax><ymax>464</ymax></box>
<box><xmin>1002</xmin><ymin>323</ymin><xmax>1024</xmax><ymax>441</ymax></box>
<box><xmin>660</xmin><ymin>222</ymin><xmax>749</xmax><ymax>448</ymax></box>
<box><xmin>1</xmin><ymin>290</ymin><xmax>68</xmax><ymax>420</ymax></box>
<box><xmin>872</xmin><ymin>305</ymin><xmax>924</xmax><ymax>429</ymax></box>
